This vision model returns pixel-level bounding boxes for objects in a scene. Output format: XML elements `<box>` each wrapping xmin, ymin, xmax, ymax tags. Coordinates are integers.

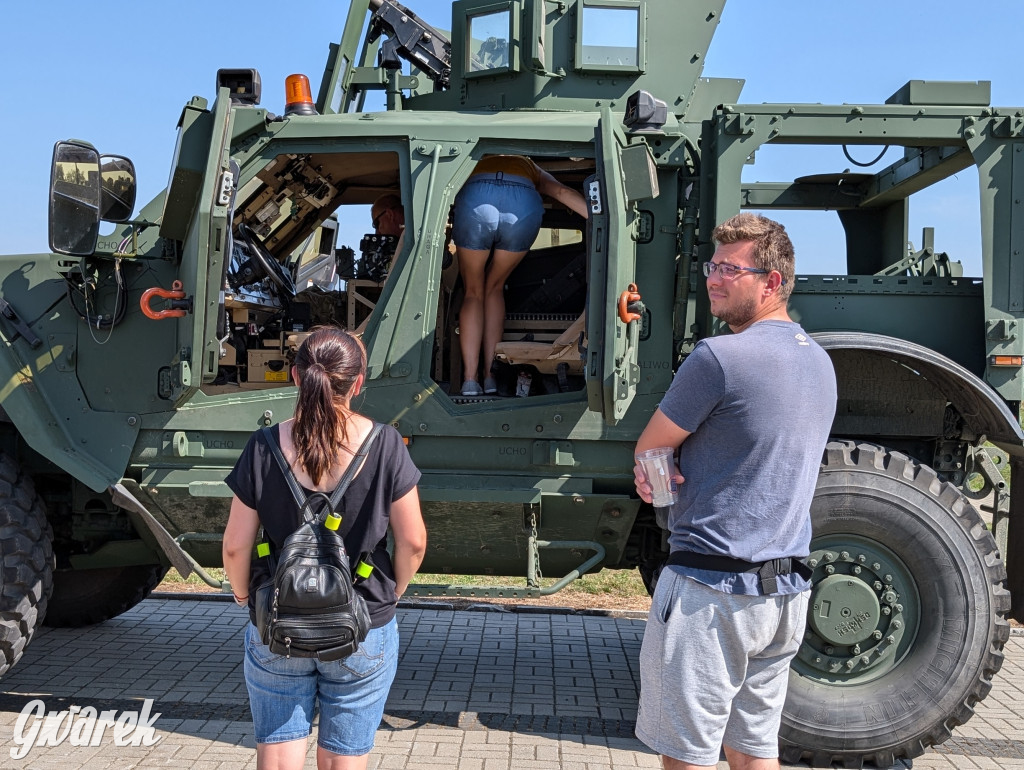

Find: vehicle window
<box><xmin>581</xmin><ymin>6</ymin><xmax>639</xmax><ymax>67</ymax></box>
<box><xmin>203</xmin><ymin>151</ymin><xmax>403</xmax><ymax>396</ymax></box>
<box><xmin>467</xmin><ymin>9</ymin><xmax>511</xmax><ymax>71</ymax></box>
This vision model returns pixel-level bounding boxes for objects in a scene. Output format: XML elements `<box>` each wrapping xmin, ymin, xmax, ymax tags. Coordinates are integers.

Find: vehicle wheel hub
<box><xmin>797</xmin><ymin>547</ymin><xmax>911</xmax><ymax>679</ymax></box>
<box><xmin>808</xmin><ymin>573</ymin><xmax>880</xmax><ymax>646</ymax></box>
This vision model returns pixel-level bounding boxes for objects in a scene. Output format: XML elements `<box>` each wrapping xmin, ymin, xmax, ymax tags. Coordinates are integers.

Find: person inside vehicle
<box><xmin>451</xmin><ymin>155</ymin><xmax>589</xmax><ymax>396</ymax></box>
<box><xmin>370</xmin><ymin>194</ymin><xmax>404</xmax><ymax>239</ymax></box>
<box><xmin>367</xmin><ymin>193</ymin><xmax>405</xmax><ymax>282</ymax></box>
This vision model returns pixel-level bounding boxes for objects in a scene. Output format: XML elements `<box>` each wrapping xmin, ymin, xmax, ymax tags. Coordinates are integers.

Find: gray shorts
<box><xmin>635</xmin><ymin>568</ymin><xmax>808</xmax><ymax>765</ymax></box>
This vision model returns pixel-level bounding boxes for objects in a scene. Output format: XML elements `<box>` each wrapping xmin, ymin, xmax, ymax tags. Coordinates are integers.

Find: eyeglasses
<box><xmin>702</xmin><ymin>261</ymin><xmax>786</xmax><ymax>284</ymax></box>
<box><xmin>371</xmin><ymin>209</ymin><xmax>390</xmax><ymax>229</ymax></box>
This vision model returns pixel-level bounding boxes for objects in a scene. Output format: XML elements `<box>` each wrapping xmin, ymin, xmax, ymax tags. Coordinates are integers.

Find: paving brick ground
<box><xmin>0</xmin><ymin>597</ymin><xmax>1020</xmax><ymax>769</ymax></box>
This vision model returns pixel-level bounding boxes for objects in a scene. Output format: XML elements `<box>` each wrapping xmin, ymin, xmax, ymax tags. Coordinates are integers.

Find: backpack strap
<box><xmin>263</xmin><ymin>427</ymin><xmax>315</xmax><ymax>519</ymax></box>
<box><xmin>263</xmin><ymin>422</ymin><xmax>385</xmax><ymax>524</ymax></box>
<box><xmin>326</xmin><ymin>422</ymin><xmax>384</xmax><ymax>515</ymax></box>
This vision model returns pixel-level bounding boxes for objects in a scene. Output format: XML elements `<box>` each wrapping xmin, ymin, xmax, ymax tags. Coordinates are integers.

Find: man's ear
<box><xmin>765</xmin><ymin>271</ymin><xmax>784</xmax><ymax>295</ymax></box>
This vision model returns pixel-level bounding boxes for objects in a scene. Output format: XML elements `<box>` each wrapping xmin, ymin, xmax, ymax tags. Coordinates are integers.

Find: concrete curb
<box><xmin>148</xmin><ymin>591</ymin><xmax>651</xmax><ymax>619</ymax></box>
<box><xmin>149</xmin><ymin>592</ymin><xmax>1023</xmax><ymax>628</ymax></box>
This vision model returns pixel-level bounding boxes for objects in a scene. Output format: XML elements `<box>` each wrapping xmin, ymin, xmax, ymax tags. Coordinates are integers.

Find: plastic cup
<box><xmin>635</xmin><ymin>447</ymin><xmax>678</xmax><ymax>508</ymax></box>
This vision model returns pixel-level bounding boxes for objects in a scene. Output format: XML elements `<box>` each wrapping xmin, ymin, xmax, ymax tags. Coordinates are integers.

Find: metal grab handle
<box><xmin>140</xmin><ymin>280</ymin><xmax>191</xmax><ymax>320</ymax></box>
<box><xmin>618</xmin><ymin>283</ymin><xmax>643</xmax><ymax>324</ymax></box>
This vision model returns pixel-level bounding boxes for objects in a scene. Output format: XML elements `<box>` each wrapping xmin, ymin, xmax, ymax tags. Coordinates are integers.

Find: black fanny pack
<box><xmin>666</xmin><ymin>551</ymin><xmax>813</xmax><ymax>595</ymax></box>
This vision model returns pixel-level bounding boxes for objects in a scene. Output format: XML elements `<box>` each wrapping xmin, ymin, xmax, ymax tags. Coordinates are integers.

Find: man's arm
<box><xmin>636</xmin><ymin>409</ymin><xmax>691</xmax><ymax>454</ymax></box>
<box><xmin>633</xmin><ymin>409</ymin><xmax>690</xmax><ymax>503</ymax></box>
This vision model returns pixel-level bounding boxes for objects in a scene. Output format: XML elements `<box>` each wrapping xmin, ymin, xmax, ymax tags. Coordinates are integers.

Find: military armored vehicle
<box><xmin>3</xmin><ymin>0</ymin><xmax>1023</xmax><ymax>765</ymax></box>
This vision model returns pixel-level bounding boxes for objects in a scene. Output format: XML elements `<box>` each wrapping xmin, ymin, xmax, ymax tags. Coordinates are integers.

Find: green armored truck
<box><xmin>3</xmin><ymin>0</ymin><xmax>1024</xmax><ymax>765</ymax></box>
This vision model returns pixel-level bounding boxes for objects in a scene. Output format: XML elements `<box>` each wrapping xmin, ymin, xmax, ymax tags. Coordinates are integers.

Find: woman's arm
<box><xmin>389</xmin><ymin>486</ymin><xmax>427</xmax><ymax>598</ymax></box>
<box><xmin>535</xmin><ymin>168</ymin><xmax>590</xmax><ymax>219</ymax></box>
<box><xmin>223</xmin><ymin>496</ymin><xmax>261</xmax><ymax>604</ymax></box>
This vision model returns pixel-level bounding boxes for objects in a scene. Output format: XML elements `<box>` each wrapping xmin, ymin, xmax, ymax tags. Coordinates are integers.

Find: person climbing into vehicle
<box><xmin>452</xmin><ymin>155</ymin><xmax>589</xmax><ymax>396</ymax></box>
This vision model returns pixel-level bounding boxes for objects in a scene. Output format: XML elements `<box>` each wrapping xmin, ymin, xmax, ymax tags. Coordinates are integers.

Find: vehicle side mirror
<box><xmin>99</xmin><ymin>155</ymin><xmax>137</xmax><ymax>223</ymax></box>
<box><xmin>49</xmin><ymin>140</ymin><xmax>101</xmax><ymax>256</ymax></box>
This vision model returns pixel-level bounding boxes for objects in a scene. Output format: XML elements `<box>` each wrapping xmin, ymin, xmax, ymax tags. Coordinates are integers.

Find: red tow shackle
<box><xmin>140</xmin><ymin>280</ymin><xmax>192</xmax><ymax>320</ymax></box>
<box><xmin>618</xmin><ymin>283</ymin><xmax>643</xmax><ymax>324</ymax></box>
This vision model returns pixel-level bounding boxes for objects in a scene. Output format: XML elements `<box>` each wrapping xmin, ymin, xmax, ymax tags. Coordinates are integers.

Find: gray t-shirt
<box><xmin>659</xmin><ymin>320</ymin><xmax>837</xmax><ymax>594</ymax></box>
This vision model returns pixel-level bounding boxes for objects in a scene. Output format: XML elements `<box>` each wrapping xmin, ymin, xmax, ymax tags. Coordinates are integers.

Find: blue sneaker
<box><xmin>483</xmin><ymin>377</ymin><xmax>498</xmax><ymax>394</ymax></box>
<box><xmin>461</xmin><ymin>380</ymin><xmax>483</xmax><ymax>396</ymax></box>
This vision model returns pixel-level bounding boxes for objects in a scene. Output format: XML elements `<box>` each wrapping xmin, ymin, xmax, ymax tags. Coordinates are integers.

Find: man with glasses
<box><xmin>633</xmin><ymin>213</ymin><xmax>837</xmax><ymax>770</ymax></box>
<box><xmin>365</xmin><ymin>194</ymin><xmax>405</xmax><ymax>286</ymax></box>
<box><xmin>370</xmin><ymin>194</ymin><xmax>404</xmax><ymax>238</ymax></box>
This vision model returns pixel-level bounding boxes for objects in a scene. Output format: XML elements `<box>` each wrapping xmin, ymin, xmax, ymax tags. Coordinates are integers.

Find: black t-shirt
<box><xmin>225</xmin><ymin>422</ymin><xmax>421</xmax><ymax>628</ymax></box>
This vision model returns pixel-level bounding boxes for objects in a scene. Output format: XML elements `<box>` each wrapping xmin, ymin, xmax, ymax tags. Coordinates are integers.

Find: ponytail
<box><xmin>292</xmin><ymin>328</ymin><xmax>367</xmax><ymax>485</ymax></box>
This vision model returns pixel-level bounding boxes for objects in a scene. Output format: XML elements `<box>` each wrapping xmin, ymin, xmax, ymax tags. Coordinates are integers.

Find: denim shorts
<box><xmin>243</xmin><ymin>618</ymin><xmax>399</xmax><ymax>755</ymax></box>
<box><xmin>452</xmin><ymin>174</ymin><xmax>544</xmax><ymax>252</ymax></box>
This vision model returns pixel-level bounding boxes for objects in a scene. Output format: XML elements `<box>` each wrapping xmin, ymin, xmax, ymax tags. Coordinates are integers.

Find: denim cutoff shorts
<box><xmin>243</xmin><ymin>618</ymin><xmax>399</xmax><ymax>755</ymax></box>
<box><xmin>452</xmin><ymin>173</ymin><xmax>544</xmax><ymax>252</ymax></box>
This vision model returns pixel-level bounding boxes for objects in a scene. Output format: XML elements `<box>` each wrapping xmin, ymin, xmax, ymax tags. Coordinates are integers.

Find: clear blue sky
<box><xmin>2</xmin><ymin>0</ymin><xmax>1022</xmax><ymax>275</ymax></box>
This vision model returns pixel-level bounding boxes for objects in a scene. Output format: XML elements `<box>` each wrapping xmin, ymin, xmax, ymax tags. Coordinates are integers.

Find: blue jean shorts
<box><xmin>452</xmin><ymin>174</ymin><xmax>544</xmax><ymax>252</ymax></box>
<box><xmin>243</xmin><ymin>618</ymin><xmax>399</xmax><ymax>755</ymax></box>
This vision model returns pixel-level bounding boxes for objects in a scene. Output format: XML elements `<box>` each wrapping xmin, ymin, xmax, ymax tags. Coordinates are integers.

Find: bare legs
<box><xmin>722</xmin><ymin>747</ymin><xmax>779</xmax><ymax>770</ymax></box>
<box><xmin>317</xmin><ymin>745</ymin><xmax>371</xmax><ymax>770</ymax></box>
<box><xmin>255</xmin><ymin>740</ymin><xmax>369</xmax><ymax>770</ymax></box>
<box><xmin>661</xmin><ymin>749</ymin><xmax>779</xmax><ymax>770</ymax></box>
<box><xmin>457</xmin><ymin>247</ymin><xmax>489</xmax><ymax>388</ymax></box>
<box><xmin>662</xmin><ymin>759</ymin><xmax>715</xmax><ymax>770</ymax></box>
<box><xmin>458</xmin><ymin>246</ymin><xmax>528</xmax><ymax>388</ymax></box>
<box><xmin>256</xmin><ymin>739</ymin><xmax>307</xmax><ymax>769</ymax></box>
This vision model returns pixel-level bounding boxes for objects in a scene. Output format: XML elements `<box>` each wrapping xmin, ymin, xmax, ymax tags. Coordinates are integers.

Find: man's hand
<box><xmin>634</xmin><ymin>460</ymin><xmax>684</xmax><ymax>504</ymax></box>
<box><xmin>634</xmin><ymin>409</ymin><xmax>690</xmax><ymax>504</ymax></box>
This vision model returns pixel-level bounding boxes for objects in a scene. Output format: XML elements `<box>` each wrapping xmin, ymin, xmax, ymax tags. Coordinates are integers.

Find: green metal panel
<box><xmin>160</xmin><ymin>98</ymin><xmax>214</xmax><ymax>243</ymax></box>
<box><xmin>411</xmin><ymin>0</ymin><xmax>726</xmax><ymax>114</ymax></box>
<box><xmin>585</xmin><ymin>110</ymin><xmax>643</xmax><ymax>425</ymax></box>
<box><xmin>417</xmin><ymin>492</ymin><xmax>637</xmax><ymax>576</ymax></box>
<box><xmin>1011</xmin><ymin>143</ymin><xmax>1024</xmax><ymax>313</ymax></box>
<box><xmin>68</xmin><ymin>539</ymin><xmax>159</xmax><ymax>569</ymax></box>
<box><xmin>886</xmin><ymin>80</ymin><xmax>991</xmax><ymax>107</ymax></box>
<box><xmin>419</xmin><ymin>487</ymin><xmax>541</xmax><ymax>504</ymax></box>
<box><xmin>789</xmin><ymin>276</ymin><xmax>985</xmax><ymax>375</ymax></box>
<box><xmin>0</xmin><ymin>255</ymin><xmax>141</xmax><ymax>491</ymax></box>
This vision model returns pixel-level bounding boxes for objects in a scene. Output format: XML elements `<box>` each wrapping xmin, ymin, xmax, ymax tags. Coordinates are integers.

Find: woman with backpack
<box><xmin>223</xmin><ymin>326</ymin><xmax>427</xmax><ymax>770</ymax></box>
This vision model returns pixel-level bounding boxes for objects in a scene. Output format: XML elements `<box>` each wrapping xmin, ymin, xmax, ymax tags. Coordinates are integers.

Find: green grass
<box><xmin>158</xmin><ymin>565</ymin><xmax>651</xmax><ymax>606</ymax></box>
<box><xmin>159</xmin><ymin>567</ymin><xmax>226</xmax><ymax>588</ymax></box>
<box><xmin>410</xmin><ymin>568</ymin><xmax>649</xmax><ymax>600</ymax></box>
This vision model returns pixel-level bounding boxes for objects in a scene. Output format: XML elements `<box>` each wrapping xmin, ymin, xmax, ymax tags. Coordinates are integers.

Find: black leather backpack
<box><xmin>253</xmin><ymin>424</ymin><xmax>382</xmax><ymax>661</ymax></box>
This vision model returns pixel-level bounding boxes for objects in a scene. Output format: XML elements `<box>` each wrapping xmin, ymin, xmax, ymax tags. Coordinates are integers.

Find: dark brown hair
<box><xmin>292</xmin><ymin>327</ymin><xmax>367</xmax><ymax>485</ymax></box>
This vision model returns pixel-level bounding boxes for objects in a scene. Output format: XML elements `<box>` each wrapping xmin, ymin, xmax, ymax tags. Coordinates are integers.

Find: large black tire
<box><xmin>0</xmin><ymin>453</ymin><xmax>54</xmax><ymax>677</ymax></box>
<box><xmin>781</xmin><ymin>441</ymin><xmax>1010</xmax><ymax>768</ymax></box>
<box><xmin>43</xmin><ymin>563</ymin><xmax>168</xmax><ymax>628</ymax></box>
